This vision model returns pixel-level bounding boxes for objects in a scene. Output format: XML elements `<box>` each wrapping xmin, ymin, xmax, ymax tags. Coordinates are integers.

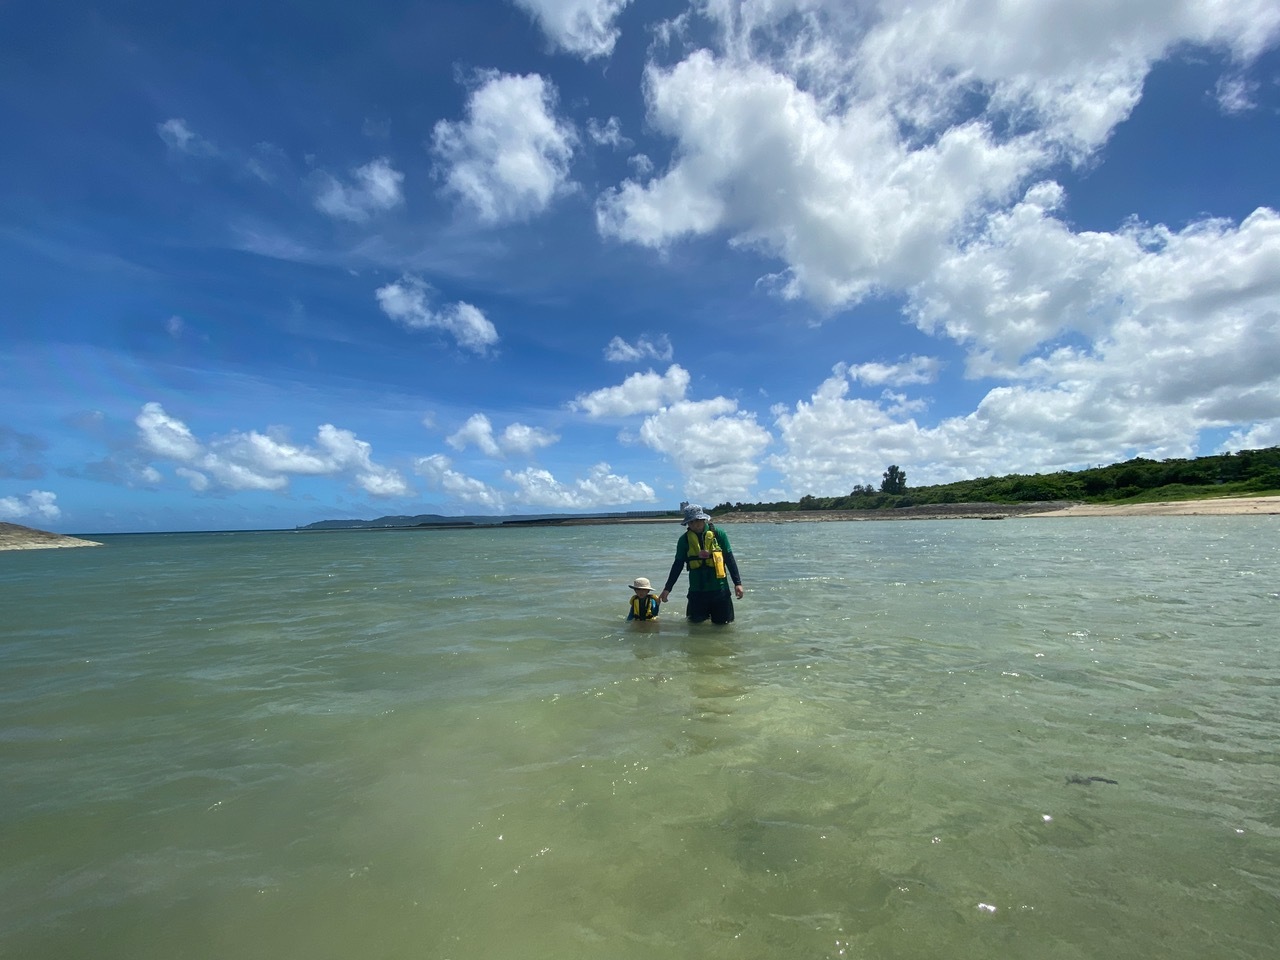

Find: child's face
<box><xmin>633</xmin><ymin>588</ymin><xmax>650</xmax><ymax>597</ymax></box>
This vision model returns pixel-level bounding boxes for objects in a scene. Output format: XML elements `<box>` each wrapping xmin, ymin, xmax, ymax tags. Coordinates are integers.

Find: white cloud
<box><xmin>315</xmin><ymin>424</ymin><xmax>411</xmax><ymax>497</ymax></box>
<box><xmin>432</xmin><ymin>72</ymin><xmax>577</xmax><ymax>223</ymax></box>
<box><xmin>314</xmin><ymin>157</ymin><xmax>405</xmax><ymax>222</ymax></box>
<box><xmin>587</xmin><ymin>116</ymin><xmax>630</xmax><ymax>148</ymax></box>
<box><xmin>627</xmin><ymin>154</ymin><xmax>654</xmax><ymax>178</ymax></box>
<box><xmin>447</xmin><ymin>414</ymin><xmax>502</xmax><ymax>456</ymax></box>
<box><xmin>137</xmin><ymin>402</ymin><xmax>203</xmax><ymax>461</ymax></box>
<box><xmin>375</xmin><ymin>274</ymin><xmax>499</xmax><ymax>352</ymax></box>
<box><xmin>771</xmin><ymin>370</ymin><xmax>901</xmax><ymax>495</ymax></box>
<box><xmin>446</xmin><ymin>413</ymin><xmax>559</xmax><ymax>457</ymax></box>
<box><xmin>0</xmin><ymin>489</ymin><xmax>60</xmax><ymax>522</ymax></box>
<box><xmin>597</xmin><ymin>1</ymin><xmax>1280</xmax><ymax>311</ymax></box>
<box><xmin>850</xmin><ymin>356</ymin><xmax>944</xmax><ymax>387</ymax></box>
<box><xmin>134</xmin><ymin>403</ymin><xmax>409</xmax><ymax>497</ymax></box>
<box><xmin>597</xmin><ymin>49</ymin><xmax>1041</xmax><ymax>308</ymax></box>
<box><xmin>604</xmin><ymin>334</ymin><xmax>673</xmax><ymax>363</ymax></box>
<box><xmin>638</xmin><ymin>397</ymin><xmax>772</xmax><ymax>502</ymax></box>
<box><xmin>499</xmin><ymin>422</ymin><xmax>560</xmax><ymax>456</ymax></box>
<box><xmin>174</xmin><ymin>467</ymin><xmax>209</xmax><ymax>492</ymax></box>
<box><xmin>157</xmin><ymin>118</ymin><xmax>216</xmax><ymax>156</ymax></box>
<box><xmin>512</xmin><ymin>0</ymin><xmax>632</xmax><ymax>59</ymax></box>
<box><xmin>767</xmin><ymin>196</ymin><xmax>1280</xmax><ymax>499</ymax></box>
<box><xmin>504</xmin><ymin>462</ymin><xmax>656</xmax><ymax>508</ymax></box>
<box><xmin>908</xmin><ymin>192</ymin><xmax>1280</xmax><ymax>382</ymax></box>
<box><xmin>415</xmin><ymin>453</ymin><xmax>653</xmax><ymax>510</ymax></box>
<box><xmin>1222</xmin><ymin>420</ymin><xmax>1280</xmax><ymax>451</ymax></box>
<box><xmin>414</xmin><ymin>453</ymin><xmax>507</xmax><ymax>511</ymax></box>
<box><xmin>570</xmin><ymin>364</ymin><xmax>690</xmax><ymax>417</ymax></box>
<box><xmin>1214</xmin><ymin>74</ymin><xmax>1258</xmax><ymax>114</ymax></box>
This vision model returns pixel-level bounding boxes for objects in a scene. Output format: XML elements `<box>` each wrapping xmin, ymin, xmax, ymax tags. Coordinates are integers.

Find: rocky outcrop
<box><xmin>0</xmin><ymin>522</ymin><xmax>103</xmax><ymax>551</ymax></box>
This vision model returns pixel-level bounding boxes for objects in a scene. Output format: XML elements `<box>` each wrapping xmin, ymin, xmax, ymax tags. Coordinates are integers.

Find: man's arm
<box><xmin>659</xmin><ymin>553</ymin><xmax>684</xmax><ymax>602</ymax></box>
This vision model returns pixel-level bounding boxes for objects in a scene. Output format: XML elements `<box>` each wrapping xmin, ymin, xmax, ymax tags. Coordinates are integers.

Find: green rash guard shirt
<box><xmin>663</xmin><ymin>525</ymin><xmax>741</xmax><ymax>595</ymax></box>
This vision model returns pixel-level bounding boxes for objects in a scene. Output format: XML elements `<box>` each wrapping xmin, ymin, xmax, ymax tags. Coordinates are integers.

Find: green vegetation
<box><xmin>880</xmin><ymin>464</ymin><xmax>907</xmax><ymax>494</ymax></box>
<box><xmin>712</xmin><ymin>446</ymin><xmax>1280</xmax><ymax>515</ymax></box>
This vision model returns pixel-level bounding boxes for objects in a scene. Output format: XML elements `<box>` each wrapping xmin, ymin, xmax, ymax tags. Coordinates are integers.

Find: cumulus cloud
<box><xmin>570</xmin><ymin>364</ymin><xmax>690</xmax><ymax>416</ymax></box>
<box><xmin>769</xmin><ymin>234</ymin><xmax>1280</xmax><ymax>499</ymax></box>
<box><xmin>432</xmin><ymin>71</ymin><xmax>577</xmax><ymax>223</ymax></box>
<box><xmin>416</xmin><ymin>454</ymin><xmax>650</xmax><ymax>510</ymax></box>
<box><xmin>135</xmin><ymin>403</ymin><xmax>410</xmax><ymax>497</ymax></box>
<box><xmin>415</xmin><ymin>453</ymin><xmax>507</xmax><ymax>511</ymax></box>
<box><xmin>0</xmin><ymin>489</ymin><xmax>60</xmax><ymax>522</ymax></box>
<box><xmin>637</xmin><ymin>397</ymin><xmax>772</xmax><ymax>502</ymax></box>
<box><xmin>850</xmin><ymin>356</ymin><xmax>944</xmax><ymax>387</ymax></box>
<box><xmin>375</xmin><ymin>275</ymin><xmax>499</xmax><ymax>352</ymax></box>
<box><xmin>504</xmin><ymin>462</ymin><xmax>656</xmax><ymax>508</ymax></box>
<box><xmin>446</xmin><ymin>413</ymin><xmax>558</xmax><ymax>457</ymax></box>
<box><xmin>597</xmin><ymin>1</ymin><xmax>1280</xmax><ymax>310</ymax></box>
<box><xmin>498</xmin><ymin>422</ymin><xmax>561</xmax><ymax>456</ymax></box>
<box><xmin>313</xmin><ymin>157</ymin><xmax>405</xmax><ymax>222</ymax></box>
<box><xmin>512</xmin><ymin>0</ymin><xmax>632</xmax><ymax>59</ymax></box>
<box><xmin>597</xmin><ymin>49</ymin><xmax>1041</xmax><ymax>308</ymax></box>
<box><xmin>908</xmin><ymin>189</ymin><xmax>1280</xmax><ymax>380</ymax></box>
<box><xmin>604</xmin><ymin>334</ymin><xmax>673</xmax><ymax>363</ymax></box>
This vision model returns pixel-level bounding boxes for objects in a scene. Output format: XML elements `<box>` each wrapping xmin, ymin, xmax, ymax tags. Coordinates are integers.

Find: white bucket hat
<box><xmin>680</xmin><ymin>504</ymin><xmax>711</xmax><ymax>525</ymax></box>
<box><xmin>629</xmin><ymin>577</ymin><xmax>653</xmax><ymax>591</ymax></box>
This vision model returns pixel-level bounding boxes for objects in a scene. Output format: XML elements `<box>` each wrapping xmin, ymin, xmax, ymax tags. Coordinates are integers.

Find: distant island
<box><xmin>0</xmin><ymin>522</ymin><xmax>103</xmax><ymax>551</ymax></box>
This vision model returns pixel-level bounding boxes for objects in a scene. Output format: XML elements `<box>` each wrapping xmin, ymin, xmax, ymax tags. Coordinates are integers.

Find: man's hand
<box><xmin>734</xmin><ymin>584</ymin><xmax>745</xmax><ymax>599</ymax></box>
<box><xmin>659</xmin><ymin>590</ymin><xmax>670</xmax><ymax>603</ymax></box>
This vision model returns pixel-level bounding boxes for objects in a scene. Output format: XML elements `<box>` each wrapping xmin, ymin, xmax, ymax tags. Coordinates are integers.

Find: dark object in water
<box><xmin>1065</xmin><ymin>774</ymin><xmax>1119</xmax><ymax>786</ymax></box>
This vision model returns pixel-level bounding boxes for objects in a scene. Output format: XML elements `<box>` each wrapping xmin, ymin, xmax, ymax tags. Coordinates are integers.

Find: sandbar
<box><xmin>1025</xmin><ymin>495</ymin><xmax>1280</xmax><ymax>518</ymax></box>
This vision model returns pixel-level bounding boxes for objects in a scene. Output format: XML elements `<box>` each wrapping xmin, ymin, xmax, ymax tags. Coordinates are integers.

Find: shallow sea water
<box><xmin>2</xmin><ymin>518</ymin><xmax>1278</xmax><ymax>959</ymax></box>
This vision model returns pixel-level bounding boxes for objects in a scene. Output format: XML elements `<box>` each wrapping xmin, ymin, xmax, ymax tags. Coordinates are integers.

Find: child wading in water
<box><xmin>626</xmin><ymin>577</ymin><xmax>661</xmax><ymax>621</ymax></box>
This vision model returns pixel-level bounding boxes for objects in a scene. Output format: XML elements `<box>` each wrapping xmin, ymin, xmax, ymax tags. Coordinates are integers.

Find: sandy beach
<box><xmin>1025</xmin><ymin>495</ymin><xmax>1280</xmax><ymax>517</ymax></box>
<box><xmin>714</xmin><ymin>495</ymin><xmax>1280</xmax><ymax>524</ymax></box>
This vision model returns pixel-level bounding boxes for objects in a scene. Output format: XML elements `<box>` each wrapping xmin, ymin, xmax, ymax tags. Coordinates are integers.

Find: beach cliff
<box><xmin>0</xmin><ymin>522</ymin><xmax>103</xmax><ymax>551</ymax></box>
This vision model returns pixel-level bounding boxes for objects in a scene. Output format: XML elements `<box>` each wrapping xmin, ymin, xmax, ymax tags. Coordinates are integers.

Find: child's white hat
<box><xmin>629</xmin><ymin>577</ymin><xmax>653</xmax><ymax>590</ymax></box>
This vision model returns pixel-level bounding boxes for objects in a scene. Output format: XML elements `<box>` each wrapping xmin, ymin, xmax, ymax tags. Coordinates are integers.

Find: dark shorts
<box><xmin>686</xmin><ymin>589</ymin><xmax>735</xmax><ymax>625</ymax></box>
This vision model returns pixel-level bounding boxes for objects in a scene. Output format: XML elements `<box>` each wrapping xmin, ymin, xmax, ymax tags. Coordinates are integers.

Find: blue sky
<box><xmin>3</xmin><ymin>0</ymin><xmax>1279</xmax><ymax>533</ymax></box>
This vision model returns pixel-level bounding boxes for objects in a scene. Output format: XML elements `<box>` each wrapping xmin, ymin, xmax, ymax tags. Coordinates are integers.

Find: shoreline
<box><xmin>1022</xmin><ymin>495</ymin><xmax>1280</xmax><ymax>518</ymax></box>
<box><xmin>3</xmin><ymin>496</ymin><xmax>1276</xmax><ymax>549</ymax></box>
<box><xmin>711</xmin><ymin>495</ymin><xmax>1280</xmax><ymax>524</ymax></box>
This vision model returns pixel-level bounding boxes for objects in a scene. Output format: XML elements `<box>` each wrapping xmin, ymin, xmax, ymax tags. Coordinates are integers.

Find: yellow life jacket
<box><xmin>630</xmin><ymin>595</ymin><xmax>659</xmax><ymax>620</ymax></box>
<box><xmin>685</xmin><ymin>528</ymin><xmax>727</xmax><ymax>579</ymax></box>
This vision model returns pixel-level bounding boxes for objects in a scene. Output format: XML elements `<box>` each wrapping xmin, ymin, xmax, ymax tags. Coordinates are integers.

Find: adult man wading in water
<box><xmin>659</xmin><ymin>505</ymin><xmax>745</xmax><ymax>625</ymax></box>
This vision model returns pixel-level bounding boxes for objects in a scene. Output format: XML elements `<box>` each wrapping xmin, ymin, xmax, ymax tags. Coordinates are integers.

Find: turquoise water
<box><xmin>2</xmin><ymin>518</ymin><xmax>1278</xmax><ymax>959</ymax></box>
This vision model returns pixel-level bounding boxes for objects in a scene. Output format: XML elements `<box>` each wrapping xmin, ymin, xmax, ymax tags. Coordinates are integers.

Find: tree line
<box><xmin>711</xmin><ymin>446</ymin><xmax>1280</xmax><ymax>514</ymax></box>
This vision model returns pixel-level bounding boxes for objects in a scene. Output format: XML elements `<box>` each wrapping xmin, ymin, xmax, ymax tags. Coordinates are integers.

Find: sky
<box><xmin>2</xmin><ymin>0</ymin><xmax>1279</xmax><ymax>533</ymax></box>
